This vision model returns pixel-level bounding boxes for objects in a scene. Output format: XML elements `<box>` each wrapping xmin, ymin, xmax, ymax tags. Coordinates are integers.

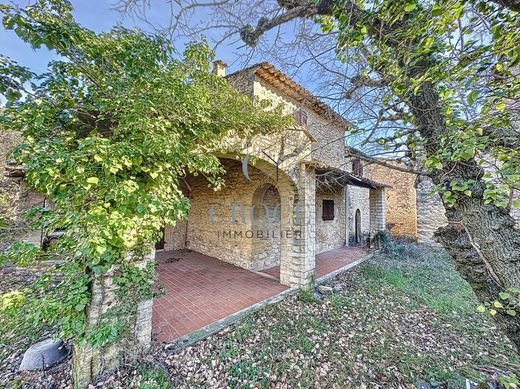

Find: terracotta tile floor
<box><xmin>261</xmin><ymin>245</ymin><xmax>366</xmax><ymax>279</ymax></box>
<box><xmin>152</xmin><ymin>246</ymin><xmax>366</xmax><ymax>343</ymax></box>
<box><xmin>152</xmin><ymin>250</ymin><xmax>288</xmax><ymax>342</ymax></box>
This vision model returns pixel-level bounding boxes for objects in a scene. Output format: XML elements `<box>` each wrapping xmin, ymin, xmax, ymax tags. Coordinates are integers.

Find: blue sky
<box><xmin>0</xmin><ymin>0</ymin><xmax>263</xmax><ymax>75</ymax></box>
<box><xmin>1</xmin><ymin>0</ymin><xmax>366</xmax><ymax>147</ymax></box>
<box><xmin>2</xmin><ymin>1</ymin><xmax>121</xmax><ymax>73</ymax></box>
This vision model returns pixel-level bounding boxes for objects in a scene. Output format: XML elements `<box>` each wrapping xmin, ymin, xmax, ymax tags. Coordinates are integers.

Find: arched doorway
<box><xmin>251</xmin><ymin>183</ymin><xmax>281</xmax><ymax>271</ymax></box>
<box><xmin>355</xmin><ymin>209</ymin><xmax>361</xmax><ymax>244</ymax></box>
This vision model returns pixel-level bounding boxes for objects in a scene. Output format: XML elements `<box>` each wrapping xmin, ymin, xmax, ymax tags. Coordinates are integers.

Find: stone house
<box><xmin>366</xmin><ymin>158</ymin><xmax>519</xmax><ymax>244</ymax></box>
<box><xmin>3</xmin><ymin>61</ymin><xmax>388</xmax><ymax>290</ymax></box>
<box><xmin>158</xmin><ymin>61</ymin><xmax>388</xmax><ymax>288</ymax></box>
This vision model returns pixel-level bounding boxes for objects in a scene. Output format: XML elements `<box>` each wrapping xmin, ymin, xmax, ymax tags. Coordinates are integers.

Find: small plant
<box><xmin>297</xmin><ymin>290</ymin><xmax>320</xmax><ymax>304</ymax></box>
<box><xmin>330</xmin><ymin>293</ymin><xmax>350</xmax><ymax>309</ymax></box>
<box><xmin>499</xmin><ymin>373</ymin><xmax>519</xmax><ymax>389</ymax></box>
<box><xmin>477</xmin><ymin>288</ymin><xmax>520</xmax><ymax>317</ymax></box>
<box><xmin>228</xmin><ymin>361</ymin><xmax>270</xmax><ymax>388</ymax></box>
<box><xmin>130</xmin><ymin>364</ymin><xmax>171</xmax><ymax>389</ymax></box>
<box><xmin>376</xmin><ymin>231</ymin><xmax>422</xmax><ymax>261</ymax></box>
<box><xmin>235</xmin><ymin>317</ymin><xmax>253</xmax><ymax>341</ymax></box>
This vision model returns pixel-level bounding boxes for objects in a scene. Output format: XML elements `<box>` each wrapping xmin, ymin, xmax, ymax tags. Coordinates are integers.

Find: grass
<box><xmin>124</xmin><ymin>363</ymin><xmax>171</xmax><ymax>389</ymax></box>
<box><xmin>4</xmin><ymin>241</ymin><xmax>519</xmax><ymax>388</ymax></box>
<box><xmin>167</xmin><ymin>243</ymin><xmax>520</xmax><ymax>388</ymax></box>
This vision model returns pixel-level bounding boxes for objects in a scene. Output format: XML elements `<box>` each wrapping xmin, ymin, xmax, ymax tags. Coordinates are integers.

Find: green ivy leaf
<box><xmin>405</xmin><ymin>2</ymin><xmax>417</xmax><ymax>12</ymax></box>
<box><xmin>467</xmin><ymin>90</ymin><xmax>479</xmax><ymax>106</ymax></box>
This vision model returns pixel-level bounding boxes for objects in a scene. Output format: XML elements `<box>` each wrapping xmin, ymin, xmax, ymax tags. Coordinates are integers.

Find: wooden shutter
<box><xmin>352</xmin><ymin>158</ymin><xmax>363</xmax><ymax>177</ymax></box>
<box><xmin>294</xmin><ymin>108</ymin><xmax>308</xmax><ymax>126</ymax></box>
<box><xmin>322</xmin><ymin>200</ymin><xmax>334</xmax><ymax>221</ymax></box>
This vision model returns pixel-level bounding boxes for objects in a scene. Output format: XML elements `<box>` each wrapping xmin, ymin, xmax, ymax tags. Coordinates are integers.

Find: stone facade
<box><xmin>369</xmin><ymin>189</ymin><xmax>386</xmax><ymax>239</ymax></box>
<box><xmin>367</xmin><ymin>162</ymin><xmax>418</xmax><ymax>238</ymax></box>
<box><xmin>252</xmin><ymin>77</ymin><xmax>346</xmax><ymax>170</ymax></box>
<box><xmin>158</xmin><ymin>62</ymin><xmax>388</xmax><ymax>288</ymax></box>
<box><xmin>164</xmin><ymin>160</ymin><xmax>285</xmax><ymax>271</ymax></box>
<box><xmin>346</xmin><ymin>185</ymin><xmax>371</xmax><ymax>245</ymax></box>
<box><xmin>315</xmin><ymin>187</ymin><xmax>345</xmax><ymax>254</ymax></box>
<box><xmin>416</xmin><ymin>176</ymin><xmax>449</xmax><ymax>244</ymax></box>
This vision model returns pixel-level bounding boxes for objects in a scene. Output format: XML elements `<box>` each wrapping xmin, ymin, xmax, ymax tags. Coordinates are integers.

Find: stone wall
<box><xmin>285</xmin><ymin>163</ymin><xmax>315</xmax><ymax>288</ymax></box>
<box><xmin>416</xmin><ymin>176</ymin><xmax>448</xmax><ymax>244</ymax></box>
<box><xmin>416</xmin><ymin>173</ymin><xmax>520</xmax><ymax>243</ymax></box>
<box><xmin>1</xmin><ymin>130</ymin><xmax>46</xmax><ymax>250</ymax></box>
<box><xmin>253</xmin><ymin>77</ymin><xmax>345</xmax><ymax>170</ymax></box>
<box><xmin>369</xmin><ymin>189</ymin><xmax>386</xmax><ymax>240</ymax></box>
<box><xmin>164</xmin><ymin>160</ymin><xmax>267</xmax><ymax>270</ymax></box>
<box><xmin>164</xmin><ymin>221</ymin><xmax>187</xmax><ymax>251</ymax></box>
<box><xmin>367</xmin><ymin>162</ymin><xmax>418</xmax><ymax>238</ymax></box>
<box><xmin>315</xmin><ymin>187</ymin><xmax>345</xmax><ymax>254</ymax></box>
<box><xmin>346</xmin><ymin>185</ymin><xmax>371</xmax><ymax>245</ymax></box>
<box><xmin>251</xmin><ymin>184</ymin><xmax>281</xmax><ymax>270</ymax></box>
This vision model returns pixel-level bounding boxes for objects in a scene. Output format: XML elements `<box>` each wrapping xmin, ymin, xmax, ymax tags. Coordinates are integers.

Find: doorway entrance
<box><xmin>355</xmin><ymin>209</ymin><xmax>361</xmax><ymax>244</ymax></box>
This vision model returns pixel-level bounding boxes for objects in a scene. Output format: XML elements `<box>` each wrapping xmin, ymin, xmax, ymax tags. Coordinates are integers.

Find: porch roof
<box><xmin>316</xmin><ymin>167</ymin><xmax>390</xmax><ymax>190</ymax></box>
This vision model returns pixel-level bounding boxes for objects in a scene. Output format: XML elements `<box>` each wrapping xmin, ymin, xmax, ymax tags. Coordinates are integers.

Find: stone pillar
<box><xmin>280</xmin><ymin>163</ymin><xmax>315</xmax><ymax>289</ymax></box>
<box><xmin>369</xmin><ymin>188</ymin><xmax>386</xmax><ymax>240</ymax></box>
<box><xmin>72</xmin><ymin>249</ymin><xmax>154</xmax><ymax>389</ymax></box>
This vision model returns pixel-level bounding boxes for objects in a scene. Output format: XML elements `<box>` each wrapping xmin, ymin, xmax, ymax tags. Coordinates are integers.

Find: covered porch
<box><xmin>152</xmin><ymin>246</ymin><xmax>366</xmax><ymax>343</ymax></box>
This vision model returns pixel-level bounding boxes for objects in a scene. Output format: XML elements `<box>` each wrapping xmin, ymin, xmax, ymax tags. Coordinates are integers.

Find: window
<box><xmin>352</xmin><ymin>158</ymin><xmax>363</xmax><ymax>177</ymax></box>
<box><xmin>322</xmin><ymin>200</ymin><xmax>334</xmax><ymax>221</ymax></box>
<box><xmin>294</xmin><ymin>108</ymin><xmax>308</xmax><ymax>126</ymax></box>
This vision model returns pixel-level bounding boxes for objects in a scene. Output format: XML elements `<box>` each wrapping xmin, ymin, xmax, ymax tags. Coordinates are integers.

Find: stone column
<box><xmin>280</xmin><ymin>163</ymin><xmax>315</xmax><ymax>289</ymax></box>
<box><xmin>369</xmin><ymin>188</ymin><xmax>386</xmax><ymax>240</ymax></box>
<box><xmin>72</xmin><ymin>248</ymin><xmax>154</xmax><ymax>389</ymax></box>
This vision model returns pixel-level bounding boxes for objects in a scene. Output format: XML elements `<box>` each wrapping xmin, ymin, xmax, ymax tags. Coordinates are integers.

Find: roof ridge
<box><xmin>226</xmin><ymin>61</ymin><xmax>352</xmax><ymax>128</ymax></box>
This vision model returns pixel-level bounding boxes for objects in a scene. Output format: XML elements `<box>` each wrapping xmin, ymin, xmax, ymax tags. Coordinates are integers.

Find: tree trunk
<box><xmin>436</xmin><ymin>223</ymin><xmax>520</xmax><ymax>352</ymax></box>
<box><xmin>409</xmin><ymin>82</ymin><xmax>520</xmax><ymax>351</ymax></box>
<box><xmin>72</xmin><ymin>250</ymin><xmax>155</xmax><ymax>389</ymax></box>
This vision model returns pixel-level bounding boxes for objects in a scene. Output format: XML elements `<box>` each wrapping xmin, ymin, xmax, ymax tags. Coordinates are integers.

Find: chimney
<box><xmin>212</xmin><ymin>60</ymin><xmax>227</xmax><ymax>77</ymax></box>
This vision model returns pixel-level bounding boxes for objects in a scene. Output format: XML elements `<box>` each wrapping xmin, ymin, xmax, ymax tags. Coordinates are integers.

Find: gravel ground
<box><xmin>2</xmin><ymin>245</ymin><xmax>519</xmax><ymax>388</ymax></box>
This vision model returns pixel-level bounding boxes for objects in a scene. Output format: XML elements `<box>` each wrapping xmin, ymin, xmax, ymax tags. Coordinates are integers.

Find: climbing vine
<box><xmin>0</xmin><ymin>0</ymin><xmax>291</xmax><ymax>349</ymax></box>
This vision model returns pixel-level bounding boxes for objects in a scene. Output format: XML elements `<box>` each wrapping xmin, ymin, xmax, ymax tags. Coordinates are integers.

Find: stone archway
<box><xmin>251</xmin><ymin>183</ymin><xmax>281</xmax><ymax>271</ymax></box>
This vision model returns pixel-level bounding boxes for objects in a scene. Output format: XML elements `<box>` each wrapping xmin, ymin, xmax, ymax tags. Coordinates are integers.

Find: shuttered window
<box><xmin>294</xmin><ymin>108</ymin><xmax>308</xmax><ymax>126</ymax></box>
<box><xmin>352</xmin><ymin>158</ymin><xmax>363</xmax><ymax>177</ymax></box>
<box><xmin>322</xmin><ymin>200</ymin><xmax>335</xmax><ymax>221</ymax></box>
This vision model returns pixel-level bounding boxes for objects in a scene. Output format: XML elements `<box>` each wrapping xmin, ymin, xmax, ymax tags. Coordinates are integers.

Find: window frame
<box><xmin>352</xmin><ymin>158</ymin><xmax>363</xmax><ymax>177</ymax></box>
<box><xmin>322</xmin><ymin>199</ymin><xmax>335</xmax><ymax>221</ymax></box>
<box><xmin>294</xmin><ymin>108</ymin><xmax>308</xmax><ymax>126</ymax></box>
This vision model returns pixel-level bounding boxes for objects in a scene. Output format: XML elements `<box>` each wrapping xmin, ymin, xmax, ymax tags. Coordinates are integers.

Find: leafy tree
<box><xmin>242</xmin><ymin>0</ymin><xmax>520</xmax><ymax>350</ymax></box>
<box><xmin>118</xmin><ymin>0</ymin><xmax>520</xmax><ymax>351</ymax></box>
<box><xmin>0</xmin><ymin>0</ymin><xmax>290</xmax><ymax>386</ymax></box>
